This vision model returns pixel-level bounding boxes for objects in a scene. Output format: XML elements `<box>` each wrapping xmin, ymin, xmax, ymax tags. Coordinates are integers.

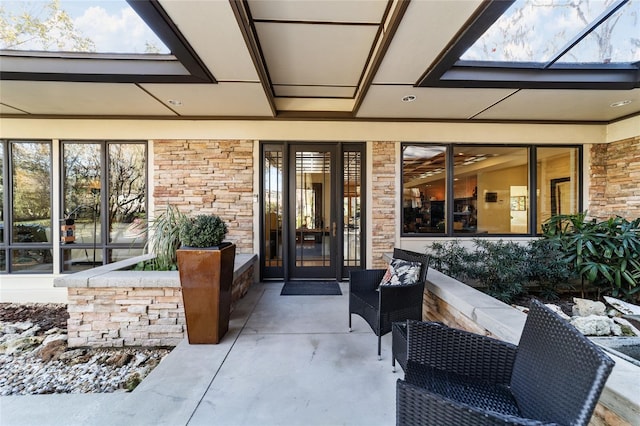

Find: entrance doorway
<box><xmin>261</xmin><ymin>142</ymin><xmax>364</xmax><ymax>281</ymax></box>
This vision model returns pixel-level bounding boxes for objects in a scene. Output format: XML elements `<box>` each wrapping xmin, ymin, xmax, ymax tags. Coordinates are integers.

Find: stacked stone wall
<box><xmin>66</xmin><ymin>264</ymin><xmax>254</xmax><ymax>348</ymax></box>
<box><xmin>371</xmin><ymin>141</ymin><xmax>397</xmax><ymax>268</ymax></box>
<box><xmin>590</xmin><ymin>136</ymin><xmax>640</xmax><ymax>221</ymax></box>
<box><xmin>153</xmin><ymin>139</ymin><xmax>254</xmax><ymax>253</ymax></box>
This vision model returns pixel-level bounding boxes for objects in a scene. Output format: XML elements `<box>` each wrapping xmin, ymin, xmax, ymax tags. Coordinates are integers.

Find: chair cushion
<box><xmin>379</xmin><ymin>258</ymin><xmax>422</xmax><ymax>287</ymax></box>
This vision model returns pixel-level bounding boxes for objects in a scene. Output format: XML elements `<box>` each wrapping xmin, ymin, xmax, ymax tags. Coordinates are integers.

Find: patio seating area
<box><xmin>1</xmin><ymin>282</ymin><xmax>399</xmax><ymax>426</ymax></box>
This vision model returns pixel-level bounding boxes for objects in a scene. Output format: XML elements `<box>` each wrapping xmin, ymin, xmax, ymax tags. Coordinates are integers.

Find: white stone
<box><xmin>545</xmin><ymin>304</ymin><xmax>571</xmax><ymax>320</ymax></box>
<box><xmin>604</xmin><ymin>296</ymin><xmax>640</xmax><ymax>315</ymax></box>
<box><xmin>572</xmin><ymin>298</ymin><xmax>606</xmax><ymax>317</ymax></box>
<box><xmin>571</xmin><ymin>315</ymin><xmax>616</xmax><ymax>336</ymax></box>
<box><xmin>613</xmin><ymin>317</ymin><xmax>640</xmax><ymax>336</ymax></box>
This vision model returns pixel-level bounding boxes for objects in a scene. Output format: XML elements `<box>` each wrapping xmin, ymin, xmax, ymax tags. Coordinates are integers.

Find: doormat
<box><xmin>280</xmin><ymin>281</ymin><xmax>342</xmax><ymax>296</ymax></box>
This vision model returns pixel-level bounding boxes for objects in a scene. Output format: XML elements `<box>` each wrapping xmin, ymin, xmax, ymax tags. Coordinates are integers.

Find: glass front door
<box><xmin>290</xmin><ymin>146</ymin><xmax>336</xmax><ymax>279</ymax></box>
<box><xmin>261</xmin><ymin>142</ymin><xmax>364</xmax><ymax>281</ymax></box>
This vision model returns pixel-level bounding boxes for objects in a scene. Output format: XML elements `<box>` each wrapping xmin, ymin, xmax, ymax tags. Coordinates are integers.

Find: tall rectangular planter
<box><xmin>177</xmin><ymin>243</ymin><xmax>236</xmax><ymax>344</ymax></box>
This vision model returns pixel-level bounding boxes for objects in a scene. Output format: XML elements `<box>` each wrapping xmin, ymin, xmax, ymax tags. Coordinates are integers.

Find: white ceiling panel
<box><xmin>141</xmin><ymin>82</ymin><xmax>274</xmax><ymax>117</ymax></box>
<box><xmin>373</xmin><ymin>0</ymin><xmax>483</xmax><ymax>84</ymax></box>
<box><xmin>273</xmin><ymin>85</ymin><xmax>356</xmax><ymax>98</ymax></box>
<box><xmin>357</xmin><ymin>85</ymin><xmax>517</xmax><ymax>119</ymax></box>
<box><xmin>159</xmin><ymin>0</ymin><xmax>260</xmax><ymax>82</ymax></box>
<box><xmin>256</xmin><ymin>22</ymin><xmax>378</xmax><ymax>86</ymax></box>
<box><xmin>0</xmin><ymin>81</ymin><xmax>175</xmax><ymax>116</ymax></box>
<box><xmin>248</xmin><ymin>0</ymin><xmax>388</xmax><ymax>23</ymax></box>
<box><xmin>475</xmin><ymin>89</ymin><xmax>640</xmax><ymax>122</ymax></box>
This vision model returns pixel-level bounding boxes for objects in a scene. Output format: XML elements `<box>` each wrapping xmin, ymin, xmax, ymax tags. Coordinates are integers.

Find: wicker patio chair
<box><xmin>396</xmin><ymin>300</ymin><xmax>615</xmax><ymax>426</ymax></box>
<box><xmin>349</xmin><ymin>248</ymin><xmax>430</xmax><ymax>359</ymax></box>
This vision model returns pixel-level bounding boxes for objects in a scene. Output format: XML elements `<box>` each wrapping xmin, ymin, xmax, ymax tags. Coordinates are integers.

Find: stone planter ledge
<box><xmin>53</xmin><ymin>253</ymin><xmax>257</xmax><ymax>348</ymax></box>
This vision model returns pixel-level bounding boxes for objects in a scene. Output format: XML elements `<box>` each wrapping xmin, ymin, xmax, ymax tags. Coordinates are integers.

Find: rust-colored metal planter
<box><xmin>177</xmin><ymin>243</ymin><xmax>236</xmax><ymax>344</ymax></box>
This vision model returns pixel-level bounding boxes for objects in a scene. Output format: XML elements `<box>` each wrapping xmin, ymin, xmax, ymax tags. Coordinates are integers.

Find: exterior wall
<box><xmin>153</xmin><ymin>139</ymin><xmax>254</xmax><ymax>253</ymax></box>
<box><xmin>370</xmin><ymin>141</ymin><xmax>397</xmax><ymax>268</ymax></box>
<box><xmin>589</xmin><ymin>136</ymin><xmax>640</xmax><ymax>220</ymax></box>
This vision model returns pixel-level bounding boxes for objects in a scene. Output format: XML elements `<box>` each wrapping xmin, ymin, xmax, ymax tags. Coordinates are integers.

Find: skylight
<box><xmin>461</xmin><ymin>0</ymin><xmax>639</xmax><ymax>65</ymax></box>
<box><xmin>419</xmin><ymin>0</ymin><xmax>640</xmax><ymax>90</ymax></box>
<box><xmin>0</xmin><ymin>0</ymin><xmax>170</xmax><ymax>54</ymax></box>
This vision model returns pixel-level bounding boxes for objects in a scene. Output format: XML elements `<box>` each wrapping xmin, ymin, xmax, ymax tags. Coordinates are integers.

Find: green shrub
<box><xmin>527</xmin><ymin>238</ymin><xmax>575</xmax><ymax>300</ymax></box>
<box><xmin>178</xmin><ymin>214</ymin><xmax>228</xmax><ymax>248</ymax></box>
<box><xmin>541</xmin><ymin>213</ymin><xmax>640</xmax><ymax>302</ymax></box>
<box><xmin>472</xmin><ymin>239</ymin><xmax>529</xmax><ymax>303</ymax></box>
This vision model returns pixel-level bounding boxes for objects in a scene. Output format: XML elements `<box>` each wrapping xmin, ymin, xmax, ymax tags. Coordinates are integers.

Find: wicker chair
<box><xmin>349</xmin><ymin>248</ymin><xmax>430</xmax><ymax>359</ymax></box>
<box><xmin>396</xmin><ymin>300</ymin><xmax>615</xmax><ymax>426</ymax></box>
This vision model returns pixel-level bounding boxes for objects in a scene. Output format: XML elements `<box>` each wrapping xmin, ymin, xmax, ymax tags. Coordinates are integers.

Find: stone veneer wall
<box><xmin>590</xmin><ymin>136</ymin><xmax>640</xmax><ymax>221</ymax></box>
<box><xmin>370</xmin><ymin>141</ymin><xmax>397</xmax><ymax>268</ymax></box>
<box><xmin>65</xmin><ymin>260</ymin><xmax>255</xmax><ymax>348</ymax></box>
<box><xmin>153</xmin><ymin>139</ymin><xmax>254</xmax><ymax>253</ymax></box>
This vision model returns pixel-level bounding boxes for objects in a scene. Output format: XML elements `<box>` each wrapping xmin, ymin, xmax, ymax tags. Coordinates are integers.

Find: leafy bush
<box><xmin>178</xmin><ymin>214</ymin><xmax>228</xmax><ymax>248</ymax></box>
<box><xmin>527</xmin><ymin>238</ymin><xmax>575</xmax><ymax>300</ymax></box>
<box><xmin>541</xmin><ymin>213</ymin><xmax>640</xmax><ymax>302</ymax></box>
<box><xmin>428</xmin><ymin>238</ymin><xmax>573</xmax><ymax>303</ymax></box>
<box><xmin>428</xmin><ymin>240</ymin><xmax>478</xmax><ymax>283</ymax></box>
<box><xmin>472</xmin><ymin>239</ymin><xmax>529</xmax><ymax>303</ymax></box>
<box><xmin>428</xmin><ymin>239</ymin><xmax>529</xmax><ymax>303</ymax></box>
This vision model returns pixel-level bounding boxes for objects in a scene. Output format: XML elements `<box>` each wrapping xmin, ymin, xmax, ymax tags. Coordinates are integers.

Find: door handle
<box><xmin>332</xmin><ymin>222</ymin><xmax>337</xmax><ymax>237</ymax></box>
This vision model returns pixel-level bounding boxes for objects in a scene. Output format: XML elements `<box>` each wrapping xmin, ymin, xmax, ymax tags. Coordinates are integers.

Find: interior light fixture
<box><xmin>610</xmin><ymin>100</ymin><xmax>632</xmax><ymax>108</ymax></box>
<box><xmin>167</xmin><ymin>99</ymin><xmax>183</xmax><ymax>106</ymax></box>
<box><xmin>401</xmin><ymin>95</ymin><xmax>416</xmax><ymax>102</ymax></box>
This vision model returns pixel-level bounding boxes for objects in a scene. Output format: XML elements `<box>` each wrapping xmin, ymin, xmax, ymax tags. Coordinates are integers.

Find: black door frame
<box><xmin>259</xmin><ymin>142</ymin><xmax>366</xmax><ymax>282</ymax></box>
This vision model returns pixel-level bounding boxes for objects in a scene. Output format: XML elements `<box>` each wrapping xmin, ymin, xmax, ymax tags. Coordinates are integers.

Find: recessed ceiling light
<box><xmin>610</xmin><ymin>100</ymin><xmax>632</xmax><ymax>108</ymax></box>
<box><xmin>167</xmin><ymin>99</ymin><xmax>183</xmax><ymax>106</ymax></box>
<box><xmin>402</xmin><ymin>95</ymin><xmax>416</xmax><ymax>102</ymax></box>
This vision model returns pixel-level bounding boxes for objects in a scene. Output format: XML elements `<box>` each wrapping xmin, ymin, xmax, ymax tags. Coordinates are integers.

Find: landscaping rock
<box><xmin>571</xmin><ymin>315</ymin><xmax>617</xmax><ymax>336</ymax></box>
<box><xmin>604</xmin><ymin>296</ymin><xmax>640</xmax><ymax>316</ymax></box>
<box><xmin>545</xmin><ymin>304</ymin><xmax>571</xmax><ymax>321</ymax></box>
<box><xmin>0</xmin><ymin>303</ymin><xmax>172</xmax><ymax>395</ymax></box>
<box><xmin>572</xmin><ymin>298</ymin><xmax>606</xmax><ymax>317</ymax></box>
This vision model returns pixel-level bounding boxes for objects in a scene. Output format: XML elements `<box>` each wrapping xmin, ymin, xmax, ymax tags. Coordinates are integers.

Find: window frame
<box><xmin>400</xmin><ymin>143</ymin><xmax>583</xmax><ymax>238</ymax></box>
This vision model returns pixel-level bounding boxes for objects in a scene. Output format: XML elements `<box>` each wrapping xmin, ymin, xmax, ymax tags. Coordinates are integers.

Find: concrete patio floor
<box><xmin>1</xmin><ymin>282</ymin><xmax>398</xmax><ymax>426</ymax></box>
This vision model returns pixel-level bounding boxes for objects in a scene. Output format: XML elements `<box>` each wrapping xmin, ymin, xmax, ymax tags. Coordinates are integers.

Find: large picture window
<box><xmin>61</xmin><ymin>141</ymin><xmax>147</xmax><ymax>272</ymax></box>
<box><xmin>402</xmin><ymin>144</ymin><xmax>581</xmax><ymax>237</ymax></box>
<box><xmin>0</xmin><ymin>141</ymin><xmax>53</xmax><ymax>273</ymax></box>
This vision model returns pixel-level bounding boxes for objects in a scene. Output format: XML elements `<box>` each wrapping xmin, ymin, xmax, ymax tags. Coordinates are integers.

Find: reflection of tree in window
<box><xmin>108</xmin><ymin>143</ymin><xmax>146</xmax><ymax>243</ymax></box>
<box><xmin>11</xmin><ymin>142</ymin><xmax>51</xmax><ymax>234</ymax></box>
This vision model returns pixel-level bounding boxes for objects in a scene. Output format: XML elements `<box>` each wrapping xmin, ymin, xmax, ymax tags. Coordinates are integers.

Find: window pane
<box><xmin>536</xmin><ymin>147</ymin><xmax>580</xmax><ymax>232</ymax></box>
<box><xmin>109</xmin><ymin>247</ymin><xmax>145</xmax><ymax>264</ymax></box>
<box><xmin>11</xmin><ymin>248</ymin><xmax>53</xmax><ymax>273</ymax></box>
<box><xmin>11</xmin><ymin>142</ymin><xmax>51</xmax><ymax>243</ymax></box>
<box><xmin>0</xmin><ymin>141</ymin><xmax>4</xmax><ymax>244</ymax></box>
<box><xmin>402</xmin><ymin>145</ymin><xmax>447</xmax><ymax>234</ymax></box>
<box><xmin>63</xmin><ymin>143</ymin><xmax>102</xmax><ymax>245</ymax></box>
<box><xmin>62</xmin><ymin>248</ymin><xmax>102</xmax><ymax>272</ymax></box>
<box><xmin>343</xmin><ymin>150</ymin><xmax>361</xmax><ymax>268</ymax></box>
<box><xmin>108</xmin><ymin>143</ymin><xmax>146</xmax><ymax>246</ymax></box>
<box><xmin>454</xmin><ymin>146</ymin><xmax>529</xmax><ymax>234</ymax></box>
<box><xmin>556</xmin><ymin>0</ymin><xmax>640</xmax><ymax>64</ymax></box>
<box><xmin>462</xmin><ymin>0</ymin><xmax>613</xmax><ymax>63</ymax></box>
<box><xmin>1</xmin><ymin>0</ymin><xmax>170</xmax><ymax>54</ymax></box>
<box><xmin>264</xmin><ymin>148</ymin><xmax>283</xmax><ymax>270</ymax></box>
